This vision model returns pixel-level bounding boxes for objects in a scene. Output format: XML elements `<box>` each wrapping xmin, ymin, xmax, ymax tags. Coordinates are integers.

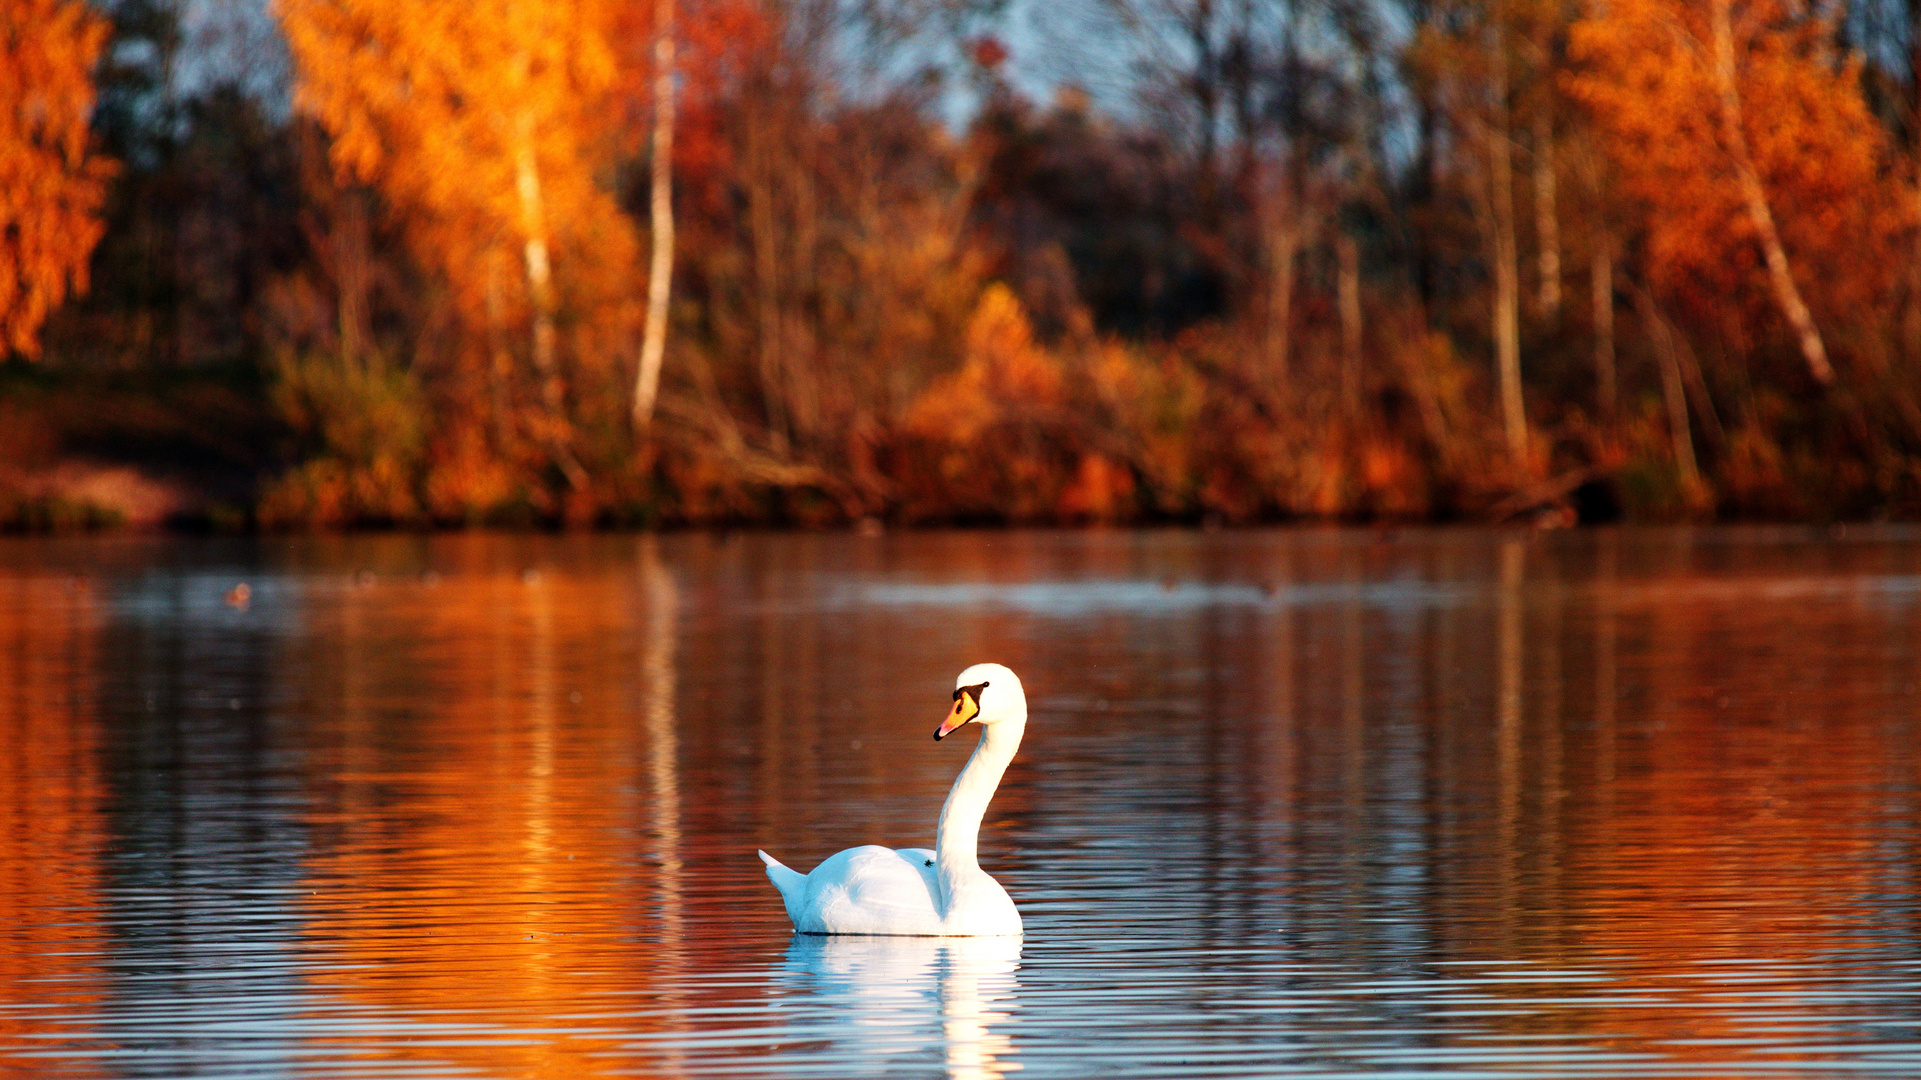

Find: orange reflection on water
<box><xmin>1427</xmin><ymin>548</ymin><xmax>1921</xmax><ymax>1075</ymax></box>
<box><xmin>290</xmin><ymin>547</ymin><xmax>689</xmax><ymax>1078</ymax></box>
<box><xmin>3</xmin><ymin>530</ymin><xmax>1914</xmax><ymax>1079</ymax></box>
<box><xmin>0</xmin><ymin>575</ymin><xmax>107</xmax><ymax>1078</ymax></box>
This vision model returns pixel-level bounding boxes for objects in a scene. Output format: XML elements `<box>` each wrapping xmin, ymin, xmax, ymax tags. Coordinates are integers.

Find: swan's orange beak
<box><xmin>934</xmin><ymin>686</ymin><xmax>981</xmax><ymax>741</ymax></box>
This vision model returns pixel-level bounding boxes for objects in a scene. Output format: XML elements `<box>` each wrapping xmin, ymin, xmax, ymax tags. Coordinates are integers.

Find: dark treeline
<box><xmin>7</xmin><ymin>0</ymin><xmax>1921</xmax><ymax>528</ymax></box>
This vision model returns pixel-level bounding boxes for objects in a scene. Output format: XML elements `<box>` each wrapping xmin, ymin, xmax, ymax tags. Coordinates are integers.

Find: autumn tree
<box><xmin>1411</xmin><ymin>0</ymin><xmax>1575</xmax><ymax>468</ymax></box>
<box><xmin>0</xmin><ymin>0</ymin><xmax>113</xmax><ymax>359</ymax></box>
<box><xmin>1569</xmin><ymin>0</ymin><xmax>1906</xmax><ymax>386</ymax></box>
<box><xmin>653</xmin><ymin>0</ymin><xmax>986</xmax><ymax>516</ymax></box>
<box><xmin>279</xmin><ymin>0</ymin><xmax>642</xmax><ymax>490</ymax></box>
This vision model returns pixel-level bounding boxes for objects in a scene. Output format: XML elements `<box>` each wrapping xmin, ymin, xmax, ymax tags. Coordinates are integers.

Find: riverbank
<box><xmin>0</xmin><ymin>362</ymin><xmax>275</xmax><ymax>531</ymax></box>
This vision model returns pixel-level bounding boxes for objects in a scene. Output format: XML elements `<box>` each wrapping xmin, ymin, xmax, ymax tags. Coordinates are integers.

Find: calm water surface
<box><xmin>2</xmin><ymin>528</ymin><xmax>1919</xmax><ymax>1078</ymax></box>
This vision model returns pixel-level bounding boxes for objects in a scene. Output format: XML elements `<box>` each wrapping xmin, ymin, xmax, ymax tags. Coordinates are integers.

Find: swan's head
<box><xmin>934</xmin><ymin>663</ymin><xmax>1026</xmax><ymax>741</ymax></box>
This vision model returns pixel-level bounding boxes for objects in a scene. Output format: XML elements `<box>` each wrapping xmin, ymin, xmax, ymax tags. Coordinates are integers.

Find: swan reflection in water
<box><xmin>780</xmin><ymin>934</ymin><xmax>1022</xmax><ymax>1079</ymax></box>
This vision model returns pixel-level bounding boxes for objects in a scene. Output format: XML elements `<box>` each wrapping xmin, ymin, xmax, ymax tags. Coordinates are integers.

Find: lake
<box><xmin>2</xmin><ymin>527</ymin><xmax>1918</xmax><ymax>1078</ymax></box>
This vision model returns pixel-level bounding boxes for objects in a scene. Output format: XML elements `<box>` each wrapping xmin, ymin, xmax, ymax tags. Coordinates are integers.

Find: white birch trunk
<box><xmin>512</xmin><ymin>99</ymin><xmax>587</xmax><ymax>490</ymax></box>
<box><xmin>632</xmin><ymin>0</ymin><xmax>677</xmax><ymax>434</ymax></box>
<box><xmin>1709</xmin><ymin>0</ymin><xmax>1833</xmax><ymax>385</ymax></box>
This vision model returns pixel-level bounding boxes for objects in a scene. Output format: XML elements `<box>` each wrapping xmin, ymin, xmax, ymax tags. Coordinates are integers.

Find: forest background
<box><xmin>6</xmin><ymin>0</ymin><xmax>1921</xmax><ymax>529</ymax></box>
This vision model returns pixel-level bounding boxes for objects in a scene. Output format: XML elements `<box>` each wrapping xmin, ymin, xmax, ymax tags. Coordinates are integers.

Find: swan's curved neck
<box><xmin>935</xmin><ymin>718</ymin><xmax>1023</xmax><ymax>875</ymax></box>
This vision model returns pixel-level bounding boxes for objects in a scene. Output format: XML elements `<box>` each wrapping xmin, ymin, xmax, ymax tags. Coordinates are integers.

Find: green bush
<box><xmin>260</xmin><ymin>351</ymin><xmax>425</xmax><ymax>526</ymax></box>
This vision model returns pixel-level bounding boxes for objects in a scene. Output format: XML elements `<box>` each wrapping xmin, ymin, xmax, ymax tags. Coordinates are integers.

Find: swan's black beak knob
<box><xmin>934</xmin><ymin>684</ymin><xmax>983</xmax><ymax>740</ymax></box>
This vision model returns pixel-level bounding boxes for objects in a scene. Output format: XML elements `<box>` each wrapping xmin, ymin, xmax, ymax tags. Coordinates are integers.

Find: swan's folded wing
<box><xmin>801</xmin><ymin>845</ymin><xmax>943</xmax><ymax>935</ymax></box>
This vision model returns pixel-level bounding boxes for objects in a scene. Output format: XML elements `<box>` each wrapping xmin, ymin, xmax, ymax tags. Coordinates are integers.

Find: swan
<box><xmin>758</xmin><ymin>663</ymin><xmax>1026</xmax><ymax>936</ymax></box>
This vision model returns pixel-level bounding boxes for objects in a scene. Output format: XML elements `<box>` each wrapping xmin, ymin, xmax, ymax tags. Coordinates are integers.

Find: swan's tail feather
<box><xmin>758</xmin><ymin>850</ymin><xmax>808</xmax><ymax>925</ymax></box>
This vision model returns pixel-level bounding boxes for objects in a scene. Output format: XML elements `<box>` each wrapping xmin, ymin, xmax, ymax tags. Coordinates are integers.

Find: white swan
<box><xmin>758</xmin><ymin>663</ymin><xmax>1026</xmax><ymax>936</ymax></box>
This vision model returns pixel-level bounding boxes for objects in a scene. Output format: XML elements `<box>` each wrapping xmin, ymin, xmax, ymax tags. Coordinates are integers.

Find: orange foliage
<box><xmin>611</xmin><ymin>0</ymin><xmax>772</xmax><ymax>199</ymax></box>
<box><xmin>258</xmin><ymin>456</ymin><xmax>421</xmax><ymax>527</ymax></box>
<box><xmin>421</xmin><ymin>421</ymin><xmax>522</xmax><ymax>523</ymax></box>
<box><xmin>1087</xmin><ymin>340</ymin><xmax>1204</xmax><ymax>506</ymax></box>
<box><xmin>0</xmin><ymin>0</ymin><xmax>112</xmax><ymax>359</ymax></box>
<box><xmin>1056</xmin><ymin>453</ymin><xmax>1136</xmax><ymax>523</ymax></box>
<box><xmin>11</xmin><ymin>0</ymin><xmax>1921</xmax><ymax>524</ymax></box>
<box><xmin>898</xmin><ymin>286</ymin><xmax>1077</xmax><ymax>521</ymax></box>
<box><xmin>908</xmin><ymin>284</ymin><xmax>1064</xmax><ymax>444</ymax></box>
<box><xmin>278</xmin><ymin>0</ymin><xmax>640</xmax><ymax>382</ymax></box>
<box><xmin>1568</xmin><ymin>0</ymin><xmax>1909</xmax><ymax>335</ymax></box>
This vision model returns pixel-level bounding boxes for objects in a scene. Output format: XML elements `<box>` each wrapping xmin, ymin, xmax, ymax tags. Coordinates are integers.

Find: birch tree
<box><xmin>1570</xmin><ymin>0</ymin><xmax>1899</xmax><ymax>387</ymax></box>
<box><xmin>281</xmin><ymin>0</ymin><xmax>638</xmax><ymax>486</ymax></box>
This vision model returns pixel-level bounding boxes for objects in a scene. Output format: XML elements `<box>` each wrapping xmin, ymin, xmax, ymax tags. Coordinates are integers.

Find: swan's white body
<box><xmin>759</xmin><ymin>664</ymin><xmax>1026</xmax><ymax>937</ymax></box>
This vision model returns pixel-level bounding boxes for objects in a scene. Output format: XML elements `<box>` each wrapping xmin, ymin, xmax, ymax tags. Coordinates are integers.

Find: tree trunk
<box><xmin>327</xmin><ymin>188</ymin><xmax>372</xmax><ymax>372</ymax></box>
<box><xmin>1261</xmin><ymin>173</ymin><xmax>1301</xmax><ymax>386</ymax></box>
<box><xmin>745</xmin><ymin>103</ymin><xmax>789</xmax><ymax>453</ymax></box>
<box><xmin>786</xmin><ymin>123</ymin><xmax>821</xmax><ymax>442</ymax></box>
<box><xmin>336</xmin><ymin>218</ymin><xmax>367</xmax><ymax>373</ymax></box>
<box><xmin>1592</xmin><ymin>234</ymin><xmax>1615</xmax><ymax>416</ymax></box>
<box><xmin>1674</xmin><ymin>324</ymin><xmax>1725</xmax><ymax>450</ymax></box>
<box><xmin>512</xmin><ymin>101</ymin><xmax>587</xmax><ymax>490</ymax></box>
<box><xmin>1185</xmin><ymin>2</ymin><xmax>1221</xmax><ymax>233</ymax></box>
<box><xmin>1337</xmin><ymin>232</ymin><xmax>1363</xmax><ymax>422</ymax></box>
<box><xmin>1394</xmin><ymin>313</ymin><xmax>1454</xmax><ymax>461</ymax></box>
<box><xmin>1489</xmin><ymin>20</ymin><xmax>1527</xmax><ymax>463</ymax></box>
<box><xmin>513</xmin><ymin>112</ymin><xmax>556</xmax><ymax>387</ymax></box>
<box><xmin>295</xmin><ymin>126</ymin><xmax>372</xmax><ymax>373</ymax></box>
<box><xmin>485</xmin><ymin>253</ymin><xmax>513</xmax><ymax>450</ymax></box>
<box><xmin>1709</xmin><ymin>0</ymin><xmax>1833</xmax><ymax>385</ymax></box>
<box><xmin>632</xmin><ymin>0</ymin><xmax>676</xmax><ymax>434</ymax></box>
<box><xmin>1637</xmin><ymin>289</ymin><xmax>1701</xmax><ymax>493</ymax></box>
<box><xmin>1533</xmin><ymin>113</ymin><xmax>1561</xmax><ymax>321</ymax></box>
<box><xmin>1912</xmin><ymin>9</ymin><xmax>1921</xmax><ymax>338</ymax></box>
